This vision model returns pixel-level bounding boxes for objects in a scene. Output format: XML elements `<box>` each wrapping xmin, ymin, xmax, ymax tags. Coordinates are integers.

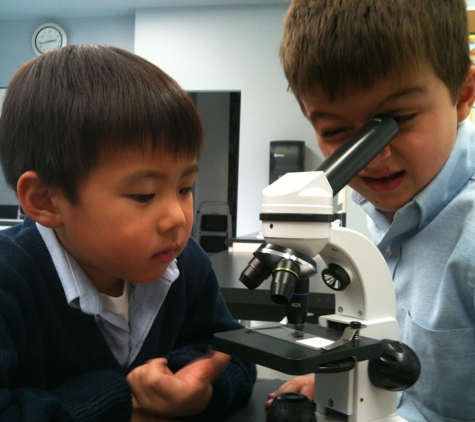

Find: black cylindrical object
<box><xmin>286</xmin><ymin>278</ymin><xmax>309</xmax><ymax>325</ymax></box>
<box><xmin>240</xmin><ymin>257</ymin><xmax>272</xmax><ymax>290</ymax></box>
<box><xmin>270</xmin><ymin>259</ymin><xmax>301</xmax><ymax>304</ymax></box>
<box><xmin>315</xmin><ymin>115</ymin><xmax>398</xmax><ymax>196</ymax></box>
<box><xmin>266</xmin><ymin>392</ymin><xmax>316</xmax><ymax>422</ymax></box>
<box><xmin>368</xmin><ymin>339</ymin><xmax>421</xmax><ymax>391</ymax></box>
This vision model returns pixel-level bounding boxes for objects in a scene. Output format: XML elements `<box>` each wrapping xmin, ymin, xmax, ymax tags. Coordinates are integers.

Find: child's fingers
<box><xmin>265</xmin><ymin>376</ymin><xmax>315</xmax><ymax>408</ymax></box>
<box><xmin>128</xmin><ymin>352</ymin><xmax>231</xmax><ymax>417</ymax></box>
<box><xmin>205</xmin><ymin>350</ymin><xmax>232</xmax><ymax>381</ymax></box>
<box><xmin>127</xmin><ymin>358</ymin><xmax>174</xmax><ymax>409</ymax></box>
<box><xmin>147</xmin><ymin>358</ymin><xmax>174</xmax><ymax>376</ymax></box>
<box><xmin>176</xmin><ymin>350</ymin><xmax>231</xmax><ymax>384</ymax></box>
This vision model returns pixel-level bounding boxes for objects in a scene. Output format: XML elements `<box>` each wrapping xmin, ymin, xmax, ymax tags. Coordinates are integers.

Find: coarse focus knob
<box><xmin>321</xmin><ymin>263</ymin><xmax>350</xmax><ymax>291</ymax></box>
<box><xmin>266</xmin><ymin>392</ymin><xmax>316</xmax><ymax>422</ymax></box>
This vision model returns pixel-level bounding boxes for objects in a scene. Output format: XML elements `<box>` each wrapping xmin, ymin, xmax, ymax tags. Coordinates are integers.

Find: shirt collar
<box><xmin>36</xmin><ymin>222</ymin><xmax>101</xmax><ymax>314</ymax></box>
<box><xmin>36</xmin><ymin>222</ymin><xmax>179</xmax><ymax>316</ymax></box>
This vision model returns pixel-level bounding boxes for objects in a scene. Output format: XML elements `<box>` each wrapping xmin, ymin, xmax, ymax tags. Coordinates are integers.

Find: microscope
<box><xmin>212</xmin><ymin>116</ymin><xmax>420</xmax><ymax>421</ymax></box>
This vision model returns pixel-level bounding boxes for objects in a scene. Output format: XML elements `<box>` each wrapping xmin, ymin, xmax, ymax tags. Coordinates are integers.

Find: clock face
<box><xmin>32</xmin><ymin>24</ymin><xmax>67</xmax><ymax>55</ymax></box>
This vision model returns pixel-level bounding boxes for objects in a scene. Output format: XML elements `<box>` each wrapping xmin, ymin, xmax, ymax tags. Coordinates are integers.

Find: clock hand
<box><xmin>39</xmin><ymin>40</ymin><xmax>57</xmax><ymax>45</ymax></box>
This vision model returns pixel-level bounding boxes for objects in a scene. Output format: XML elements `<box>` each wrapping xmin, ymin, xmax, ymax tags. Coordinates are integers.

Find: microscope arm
<box><xmin>318</xmin><ymin>225</ymin><xmax>398</xmax><ymax>341</ymax></box>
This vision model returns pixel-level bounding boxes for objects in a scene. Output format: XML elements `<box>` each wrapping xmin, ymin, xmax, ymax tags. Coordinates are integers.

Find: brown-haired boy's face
<box><xmin>301</xmin><ymin>63</ymin><xmax>471</xmax><ymax>214</ymax></box>
<box><xmin>51</xmin><ymin>147</ymin><xmax>198</xmax><ymax>296</ymax></box>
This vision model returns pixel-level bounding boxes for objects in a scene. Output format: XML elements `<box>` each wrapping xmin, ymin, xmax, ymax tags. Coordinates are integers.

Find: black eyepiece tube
<box><xmin>315</xmin><ymin>115</ymin><xmax>398</xmax><ymax>196</ymax></box>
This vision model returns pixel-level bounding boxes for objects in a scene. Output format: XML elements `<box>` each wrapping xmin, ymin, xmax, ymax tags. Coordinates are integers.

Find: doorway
<box><xmin>189</xmin><ymin>91</ymin><xmax>241</xmax><ymax>241</ymax></box>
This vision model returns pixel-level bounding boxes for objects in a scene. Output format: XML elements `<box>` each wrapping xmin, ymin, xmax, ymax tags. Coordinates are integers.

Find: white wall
<box><xmin>0</xmin><ymin>16</ymin><xmax>134</xmax><ymax>87</ymax></box>
<box><xmin>0</xmin><ymin>15</ymin><xmax>135</xmax><ymax>206</ymax></box>
<box><xmin>0</xmin><ymin>88</ymin><xmax>17</xmax><ymax>205</ymax></box>
<box><xmin>135</xmin><ymin>5</ymin><xmax>321</xmax><ymax>236</ymax></box>
<box><xmin>0</xmin><ymin>7</ymin><xmax>369</xmax><ymax>236</ymax></box>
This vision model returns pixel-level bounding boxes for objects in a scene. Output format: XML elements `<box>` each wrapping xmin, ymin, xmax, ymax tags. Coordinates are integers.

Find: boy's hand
<box><xmin>265</xmin><ymin>375</ymin><xmax>315</xmax><ymax>408</ymax></box>
<box><xmin>131</xmin><ymin>407</ymin><xmax>181</xmax><ymax>422</ymax></box>
<box><xmin>127</xmin><ymin>350</ymin><xmax>231</xmax><ymax>417</ymax></box>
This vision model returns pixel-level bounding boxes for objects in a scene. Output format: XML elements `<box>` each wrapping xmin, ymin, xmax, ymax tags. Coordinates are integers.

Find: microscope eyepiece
<box><xmin>315</xmin><ymin>115</ymin><xmax>398</xmax><ymax>196</ymax></box>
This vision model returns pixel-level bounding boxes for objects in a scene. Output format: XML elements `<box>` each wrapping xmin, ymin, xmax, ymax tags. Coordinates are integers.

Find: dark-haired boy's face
<box><xmin>52</xmin><ymin>147</ymin><xmax>197</xmax><ymax>296</ymax></box>
<box><xmin>301</xmin><ymin>63</ymin><xmax>469</xmax><ymax>214</ymax></box>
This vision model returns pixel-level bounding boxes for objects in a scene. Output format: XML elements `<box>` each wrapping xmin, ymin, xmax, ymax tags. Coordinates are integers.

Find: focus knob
<box><xmin>266</xmin><ymin>392</ymin><xmax>316</xmax><ymax>422</ymax></box>
<box><xmin>321</xmin><ymin>263</ymin><xmax>350</xmax><ymax>291</ymax></box>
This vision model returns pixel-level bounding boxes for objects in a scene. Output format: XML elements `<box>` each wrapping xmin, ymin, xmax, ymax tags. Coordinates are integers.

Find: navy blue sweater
<box><xmin>0</xmin><ymin>218</ymin><xmax>256</xmax><ymax>421</ymax></box>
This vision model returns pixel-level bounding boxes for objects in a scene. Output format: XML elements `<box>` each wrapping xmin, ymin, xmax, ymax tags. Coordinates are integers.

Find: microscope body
<box><xmin>261</xmin><ymin>171</ymin><xmax>404</xmax><ymax>422</ymax></box>
<box><xmin>212</xmin><ymin>116</ymin><xmax>419</xmax><ymax>421</ymax></box>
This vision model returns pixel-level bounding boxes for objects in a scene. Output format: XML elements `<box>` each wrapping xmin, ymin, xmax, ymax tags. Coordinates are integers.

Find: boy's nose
<box><xmin>365</xmin><ymin>145</ymin><xmax>391</xmax><ymax>169</ymax></box>
<box><xmin>158</xmin><ymin>200</ymin><xmax>186</xmax><ymax>232</ymax></box>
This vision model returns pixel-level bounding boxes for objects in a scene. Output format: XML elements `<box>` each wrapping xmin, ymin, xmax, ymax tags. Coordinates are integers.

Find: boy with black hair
<box><xmin>267</xmin><ymin>0</ymin><xmax>475</xmax><ymax>420</ymax></box>
<box><xmin>0</xmin><ymin>44</ymin><xmax>256</xmax><ymax>422</ymax></box>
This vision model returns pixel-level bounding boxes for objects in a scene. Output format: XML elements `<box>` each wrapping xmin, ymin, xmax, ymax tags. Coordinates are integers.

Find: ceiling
<box><xmin>0</xmin><ymin>0</ymin><xmax>290</xmax><ymax>20</ymax></box>
<box><xmin>1</xmin><ymin>0</ymin><xmax>474</xmax><ymax>20</ymax></box>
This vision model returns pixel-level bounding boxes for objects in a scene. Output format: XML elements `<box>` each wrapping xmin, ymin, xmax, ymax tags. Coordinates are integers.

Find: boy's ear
<box><xmin>456</xmin><ymin>66</ymin><xmax>475</xmax><ymax>122</ymax></box>
<box><xmin>17</xmin><ymin>171</ymin><xmax>64</xmax><ymax>229</ymax></box>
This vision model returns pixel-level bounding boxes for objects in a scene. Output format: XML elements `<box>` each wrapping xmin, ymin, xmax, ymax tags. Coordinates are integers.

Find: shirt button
<box><xmin>383</xmin><ymin>247</ymin><xmax>392</xmax><ymax>257</ymax></box>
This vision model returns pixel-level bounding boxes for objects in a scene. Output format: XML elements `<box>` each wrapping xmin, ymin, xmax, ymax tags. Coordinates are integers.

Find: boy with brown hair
<box><xmin>267</xmin><ymin>0</ymin><xmax>475</xmax><ymax>420</ymax></box>
<box><xmin>0</xmin><ymin>45</ymin><xmax>256</xmax><ymax>422</ymax></box>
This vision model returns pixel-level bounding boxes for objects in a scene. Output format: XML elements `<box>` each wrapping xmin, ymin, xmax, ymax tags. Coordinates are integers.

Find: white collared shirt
<box><xmin>37</xmin><ymin>223</ymin><xmax>179</xmax><ymax>367</ymax></box>
<box><xmin>352</xmin><ymin>119</ymin><xmax>475</xmax><ymax>420</ymax></box>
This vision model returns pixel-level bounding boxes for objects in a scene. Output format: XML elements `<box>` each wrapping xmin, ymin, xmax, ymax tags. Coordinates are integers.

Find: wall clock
<box><xmin>32</xmin><ymin>23</ymin><xmax>67</xmax><ymax>56</ymax></box>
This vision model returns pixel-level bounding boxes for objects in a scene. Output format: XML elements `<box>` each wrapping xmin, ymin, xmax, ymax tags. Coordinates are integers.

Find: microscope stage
<box><xmin>213</xmin><ymin>323</ymin><xmax>382</xmax><ymax>375</ymax></box>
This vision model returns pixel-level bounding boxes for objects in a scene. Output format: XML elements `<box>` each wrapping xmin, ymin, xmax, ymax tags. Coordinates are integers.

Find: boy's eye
<box><xmin>392</xmin><ymin>113</ymin><xmax>417</xmax><ymax>125</ymax></box>
<box><xmin>322</xmin><ymin>129</ymin><xmax>343</xmax><ymax>138</ymax></box>
<box><xmin>130</xmin><ymin>194</ymin><xmax>155</xmax><ymax>203</ymax></box>
<box><xmin>320</xmin><ymin>128</ymin><xmax>347</xmax><ymax>139</ymax></box>
<box><xmin>319</xmin><ymin>114</ymin><xmax>417</xmax><ymax>140</ymax></box>
<box><xmin>179</xmin><ymin>187</ymin><xmax>193</xmax><ymax>195</ymax></box>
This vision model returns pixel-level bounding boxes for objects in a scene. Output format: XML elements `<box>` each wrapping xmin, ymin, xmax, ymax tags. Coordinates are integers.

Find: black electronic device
<box><xmin>269</xmin><ymin>140</ymin><xmax>305</xmax><ymax>184</ymax></box>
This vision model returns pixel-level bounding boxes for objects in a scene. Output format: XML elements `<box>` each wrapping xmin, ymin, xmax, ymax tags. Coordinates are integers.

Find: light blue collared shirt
<box><xmin>352</xmin><ymin>119</ymin><xmax>475</xmax><ymax>421</ymax></box>
<box><xmin>37</xmin><ymin>223</ymin><xmax>179</xmax><ymax>367</ymax></box>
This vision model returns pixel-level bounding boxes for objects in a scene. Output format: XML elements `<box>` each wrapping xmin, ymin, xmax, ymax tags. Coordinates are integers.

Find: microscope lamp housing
<box><xmin>260</xmin><ymin>171</ymin><xmax>334</xmax><ymax>258</ymax></box>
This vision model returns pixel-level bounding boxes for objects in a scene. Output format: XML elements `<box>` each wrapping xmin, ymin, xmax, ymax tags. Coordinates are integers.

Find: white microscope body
<box><xmin>213</xmin><ymin>116</ymin><xmax>419</xmax><ymax>422</ymax></box>
<box><xmin>262</xmin><ymin>170</ymin><xmax>405</xmax><ymax>421</ymax></box>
